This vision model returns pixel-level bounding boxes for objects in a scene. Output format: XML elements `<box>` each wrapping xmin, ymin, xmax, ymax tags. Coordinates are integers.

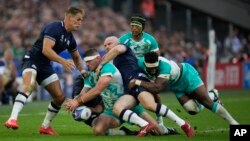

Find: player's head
<box><xmin>64</xmin><ymin>6</ymin><xmax>85</xmax><ymax>31</ymax></box>
<box><xmin>144</xmin><ymin>52</ymin><xmax>159</xmax><ymax>75</ymax></box>
<box><xmin>130</xmin><ymin>14</ymin><xmax>146</xmax><ymax>36</ymax></box>
<box><xmin>84</xmin><ymin>48</ymin><xmax>101</xmax><ymax>71</ymax></box>
<box><xmin>104</xmin><ymin>36</ymin><xmax>119</xmax><ymax>52</ymax></box>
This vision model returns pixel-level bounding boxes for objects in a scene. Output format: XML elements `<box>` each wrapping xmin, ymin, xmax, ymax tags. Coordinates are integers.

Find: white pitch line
<box><xmin>200</xmin><ymin>128</ymin><xmax>229</xmax><ymax>133</ymax></box>
<box><xmin>0</xmin><ymin>112</ymin><xmax>69</xmax><ymax>118</ymax></box>
<box><xmin>0</xmin><ymin>112</ymin><xmax>46</xmax><ymax>118</ymax></box>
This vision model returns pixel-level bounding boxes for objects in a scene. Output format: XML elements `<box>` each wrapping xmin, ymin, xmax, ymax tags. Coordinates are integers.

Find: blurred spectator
<box><xmin>0</xmin><ymin>49</ymin><xmax>18</xmax><ymax>105</ymax></box>
<box><xmin>140</xmin><ymin>0</ymin><xmax>155</xmax><ymax>20</ymax></box>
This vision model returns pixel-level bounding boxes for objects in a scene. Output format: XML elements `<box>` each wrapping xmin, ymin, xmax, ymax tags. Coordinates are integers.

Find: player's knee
<box><xmin>141</xmin><ymin>102</ymin><xmax>156</xmax><ymax>112</ymax></box>
<box><xmin>183</xmin><ymin>100</ymin><xmax>200</xmax><ymax>115</ymax></box>
<box><xmin>112</xmin><ymin>104</ymin><xmax>122</xmax><ymax>116</ymax></box>
<box><xmin>93</xmin><ymin>125</ymin><xmax>106</xmax><ymax>135</ymax></box>
<box><xmin>21</xmin><ymin>84</ymin><xmax>35</xmax><ymax>95</ymax></box>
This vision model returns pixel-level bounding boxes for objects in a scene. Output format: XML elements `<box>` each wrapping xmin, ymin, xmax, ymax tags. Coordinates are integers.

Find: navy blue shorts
<box><xmin>125</xmin><ymin>71</ymin><xmax>150</xmax><ymax>99</ymax></box>
<box><xmin>21</xmin><ymin>58</ymin><xmax>55</xmax><ymax>85</ymax></box>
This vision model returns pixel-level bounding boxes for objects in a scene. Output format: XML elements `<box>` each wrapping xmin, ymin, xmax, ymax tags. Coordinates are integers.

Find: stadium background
<box><xmin>0</xmin><ymin>0</ymin><xmax>249</xmax><ymax>102</ymax></box>
<box><xmin>0</xmin><ymin>1</ymin><xmax>250</xmax><ymax>141</ymax></box>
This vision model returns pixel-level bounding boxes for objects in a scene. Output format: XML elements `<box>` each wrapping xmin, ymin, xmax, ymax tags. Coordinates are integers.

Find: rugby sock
<box><xmin>9</xmin><ymin>92</ymin><xmax>28</xmax><ymax>120</ymax></box>
<box><xmin>156</xmin><ymin>104</ymin><xmax>185</xmax><ymax>126</ymax></box>
<box><xmin>41</xmin><ymin>102</ymin><xmax>61</xmax><ymax>128</ymax></box>
<box><xmin>84</xmin><ymin>112</ymin><xmax>100</xmax><ymax>127</ymax></box>
<box><xmin>119</xmin><ymin>109</ymin><xmax>148</xmax><ymax>127</ymax></box>
<box><xmin>156</xmin><ymin>114</ymin><xmax>164</xmax><ymax>124</ymax></box>
<box><xmin>212</xmin><ymin>102</ymin><xmax>239</xmax><ymax>125</ymax></box>
<box><xmin>208</xmin><ymin>91</ymin><xmax>216</xmax><ymax>101</ymax></box>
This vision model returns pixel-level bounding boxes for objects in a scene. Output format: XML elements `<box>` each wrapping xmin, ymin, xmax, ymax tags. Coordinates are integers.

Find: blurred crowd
<box><xmin>0</xmin><ymin>0</ymin><xmax>250</xmax><ymax>104</ymax></box>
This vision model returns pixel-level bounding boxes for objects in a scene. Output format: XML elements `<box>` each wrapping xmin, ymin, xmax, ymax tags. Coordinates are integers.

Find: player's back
<box><xmin>113</xmin><ymin>46</ymin><xmax>142</xmax><ymax>89</ymax></box>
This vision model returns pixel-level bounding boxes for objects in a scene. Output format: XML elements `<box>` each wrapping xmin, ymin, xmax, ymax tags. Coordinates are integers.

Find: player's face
<box><xmin>69</xmin><ymin>13</ymin><xmax>83</xmax><ymax>31</ymax></box>
<box><xmin>146</xmin><ymin>67</ymin><xmax>158</xmax><ymax>76</ymax></box>
<box><xmin>104</xmin><ymin>41</ymin><xmax>116</xmax><ymax>52</ymax></box>
<box><xmin>130</xmin><ymin>25</ymin><xmax>142</xmax><ymax>36</ymax></box>
<box><xmin>86</xmin><ymin>57</ymin><xmax>100</xmax><ymax>71</ymax></box>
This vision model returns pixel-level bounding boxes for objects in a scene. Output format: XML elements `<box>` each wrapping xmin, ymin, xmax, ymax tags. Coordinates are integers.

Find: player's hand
<box><xmin>152</xmin><ymin>126</ymin><xmax>163</xmax><ymax>135</ymax></box>
<box><xmin>63</xmin><ymin>60</ymin><xmax>76</xmax><ymax>73</ymax></box>
<box><xmin>128</xmin><ymin>79</ymin><xmax>137</xmax><ymax>89</ymax></box>
<box><xmin>64</xmin><ymin>99</ymin><xmax>79</xmax><ymax>112</ymax></box>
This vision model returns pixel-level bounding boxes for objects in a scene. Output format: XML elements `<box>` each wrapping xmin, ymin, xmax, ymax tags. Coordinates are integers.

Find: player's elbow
<box><xmin>42</xmin><ymin>48</ymin><xmax>50</xmax><ymax>56</ymax></box>
<box><xmin>152</xmin><ymin>85</ymin><xmax>163</xmax><ymax>94</ymax></box>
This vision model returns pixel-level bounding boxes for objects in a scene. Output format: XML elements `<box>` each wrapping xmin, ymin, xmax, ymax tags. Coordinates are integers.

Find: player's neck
<box><xmin>63</xmin><ymin>20</ymin><xmax>71</xmax><ymax>32</ymax></box>
<box><xmin>133</xmin><ymin>33</ymin><xmax>142</xmax><ymax>41</ymax></box>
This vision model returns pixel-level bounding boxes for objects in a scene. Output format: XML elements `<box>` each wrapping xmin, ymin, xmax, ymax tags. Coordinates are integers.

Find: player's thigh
<box><xmin>137</xmin><ymin>91</ymin><xmax>156</xmax><ymax>110</ymax></box>
<box><xmin>22</xmin><ymin>68</ymin><xmax>37</xmax><ymax>92</ymax></box>
<box><xmin>192</xmin><ymin>85</ymin><xmax>213</xmax><ymax>108</ymax></box>
<box><xmin>114</xmin><ymin>94</ymin><xmax>137</xmax><ymax>109</ymax></box>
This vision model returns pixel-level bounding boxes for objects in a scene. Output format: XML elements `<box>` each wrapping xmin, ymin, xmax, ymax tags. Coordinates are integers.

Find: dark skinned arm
<box><xmin>128</xmin><ymin>77</ymin><xmax>168</xmax><ymax>95</ymax></box>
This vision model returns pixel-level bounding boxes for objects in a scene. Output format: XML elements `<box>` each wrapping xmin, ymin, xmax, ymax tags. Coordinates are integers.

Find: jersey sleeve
<box><xmin>148</xmin><ymin>34</ymin><xmax>159</xmax><ymax>52</ymax></box>
<box><xmin>84</xmin><ymin>77</ymin><xmax>93</xmax><ymax>88</ymax></box>
<box><xmin>100</xmin><ymin>63</ymin><xmax>116</xmax><ymax>77</ymax></box>
<box><xmin>119</xmin><ymin>33</ymin><xmax>130</xmax><ymax>44</ymax></box>
<box><xmin>158</xmin><ymin>61</ymin><xmax>171</xmax><ymax>80</ymax></box>
<box><xmin>43</xmin><ymin>23</ymin><xmax>60</xmax><ymax>41</ymax></box>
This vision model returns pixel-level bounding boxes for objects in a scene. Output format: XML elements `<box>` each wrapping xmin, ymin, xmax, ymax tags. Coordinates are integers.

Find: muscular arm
<box><xmin>42</xmin><ymin>38</ymin><xmax>66</xmax><ymax>64</ymax></box>
<box><xmin>70</xmin><ymin>50</ymin><xmax>84</xmax><ymax>72</ymax></box>
<box><xmin>76</xmin><ymin>75</ymin><xmax>112</xmax><ymax>104</ymax></box>
<box><xmin>140</xmin><ymin>77</ymin><xmax>167</xmax><ymax>95</ymax></box>
<box><xmin>100</xmin><ymin>45</ymin><xmax>127</xmax><ymax>65</ymax></box>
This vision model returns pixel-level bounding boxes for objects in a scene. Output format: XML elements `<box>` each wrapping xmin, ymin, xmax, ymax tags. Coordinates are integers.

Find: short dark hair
<box><xmin>144</xmin><ymin>52</ymin><xmax>158</xmax><ymax>63</ymax></box>
<box><xmin>66</xmin><ymin>6</ymin><xmax>84</xmax><ymax>16</ymax></box>
<box><xmin>84</xmin><ymin>48</ymin><xmax>99</xmax><ymax>57</ymax></box>
<box><xmin>130</xmin><ymin>14</ymin><xmax>146</xmax><ymax>30</ymax></box>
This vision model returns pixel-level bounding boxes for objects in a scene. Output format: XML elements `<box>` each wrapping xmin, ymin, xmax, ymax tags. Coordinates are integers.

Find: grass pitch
<box><xmin>0</xmin><ymin>89</ymin><xmax>249</xmax><ymax>141</ymax></box>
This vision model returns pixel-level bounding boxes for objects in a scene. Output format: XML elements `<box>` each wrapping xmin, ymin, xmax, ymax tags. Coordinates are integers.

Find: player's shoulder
<box><xmin>45</xmin><ymin>21</ymin><xmax>61</xmax><ymax>28</ymax></box>
<box><xmin>101</xmin><ymin>63</ymin><xmax>117</xmax><ymax>75</ymax></box>
<box><xmin>159</xmin><ymin>56</ymin><xmax>169</xmax><ymax>62</ymax></box>
<box><xmin>119</xmin><ymin>32</ymin><xmax>132</xmax><ymax>40</ymax></box>
<box><xmin>159</xmin><ymin>56</ymin><xmax>172</xmax><ymax>67</ymax></box>
<box><xmin>137</xmin><ymin>57</ymin><xmax>145</xmax><ymax>66</ymax></box>
<box><xmin>102</xmin><ymin>63</ymin><xmax>115</xmax><ymax>69</ymax></box>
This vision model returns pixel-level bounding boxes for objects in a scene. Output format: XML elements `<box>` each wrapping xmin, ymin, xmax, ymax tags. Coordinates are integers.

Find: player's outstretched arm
<box><xmin>129</xmin><ymin>77</ymin><xmax>167</xmax><ymax>95</ymax></box>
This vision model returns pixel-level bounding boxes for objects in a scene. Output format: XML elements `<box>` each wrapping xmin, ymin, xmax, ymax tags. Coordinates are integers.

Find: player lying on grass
<box><xmin>71</xmin><ymin>75</ymin><xmax>177</xmax><ymax>136</ymax></box>
<box><xmin>65</xmin><ymin>49</ymin><xmax>176</xmax><ymax>137</ymax></box>
<box><xmin>94</xmin><ymin>36</ymin><xmax>195</xmax><ymax>137</ymax></box>
<box><xmin>129</xmin><ymin>51</ymin><xmax>239</xmax><ymax>125</ymax></box>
